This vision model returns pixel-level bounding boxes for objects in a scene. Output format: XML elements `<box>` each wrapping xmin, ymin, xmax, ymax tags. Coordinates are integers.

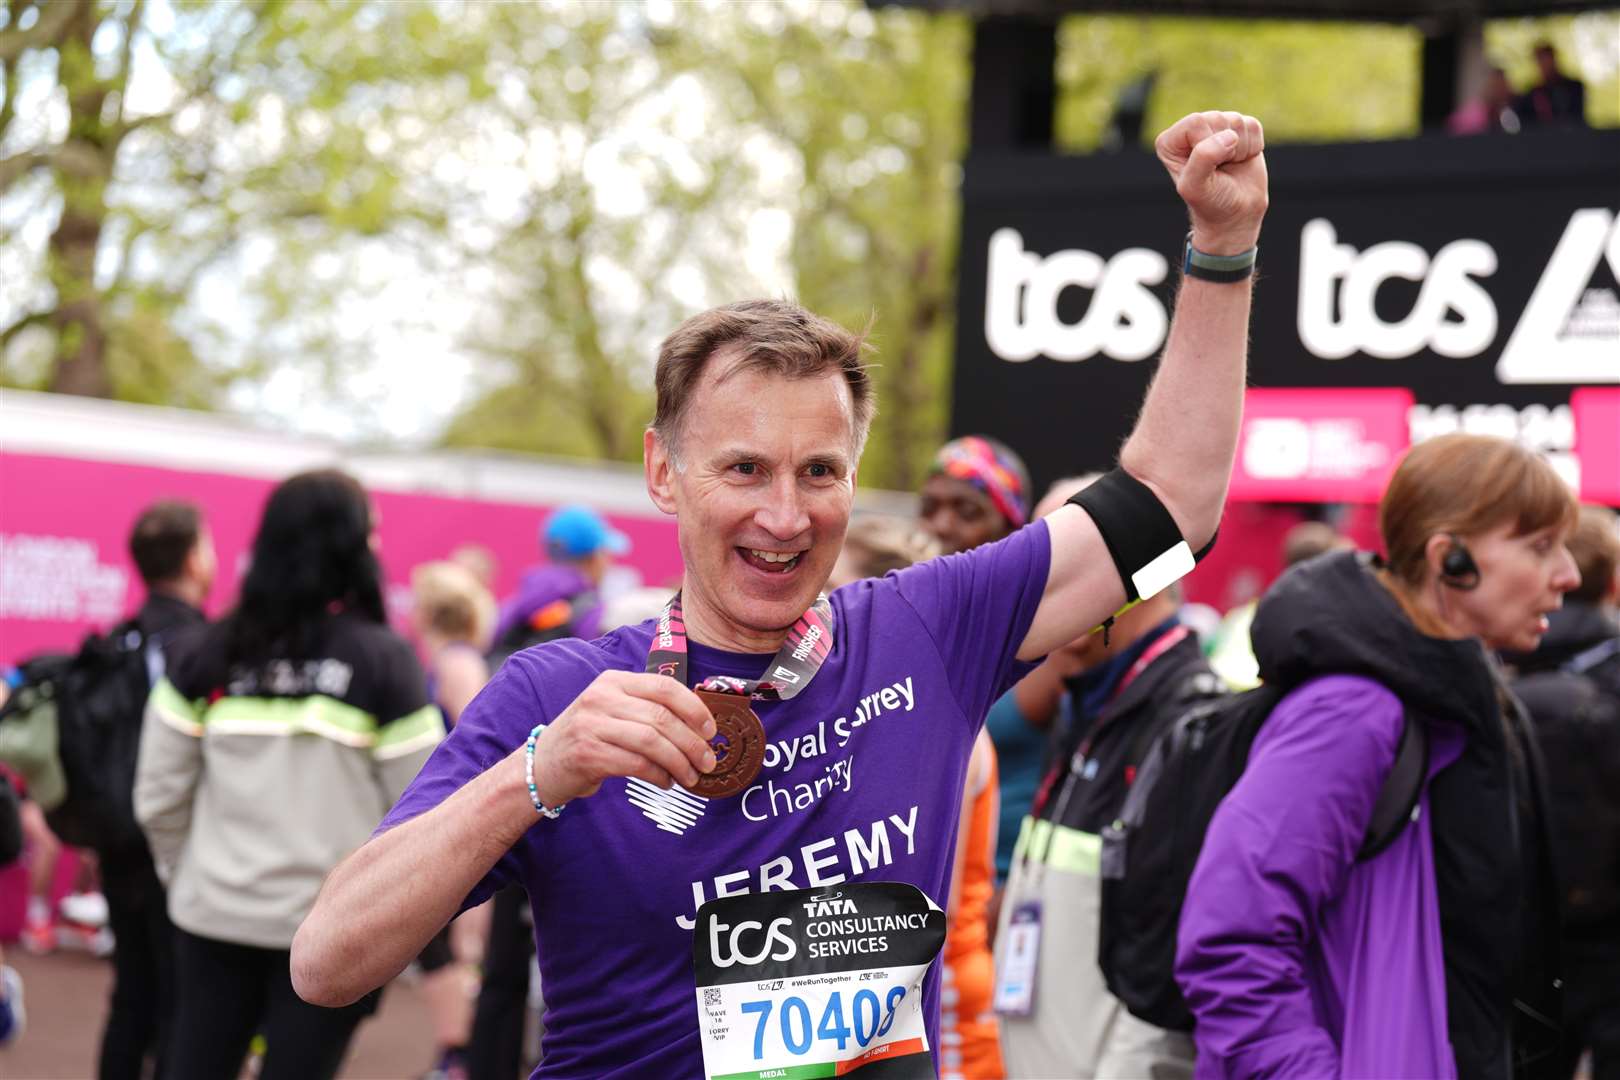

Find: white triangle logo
<box><xmin>1497</xmin><ymin>207</ymin><xmax>1620</xmax><ymax>385</ymax></box>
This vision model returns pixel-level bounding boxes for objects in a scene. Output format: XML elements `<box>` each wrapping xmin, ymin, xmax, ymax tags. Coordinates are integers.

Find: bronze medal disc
<box><xmin>685</xmin><ymin>690</ymin><xmax>767</xmax><ymax>799</ymax></box>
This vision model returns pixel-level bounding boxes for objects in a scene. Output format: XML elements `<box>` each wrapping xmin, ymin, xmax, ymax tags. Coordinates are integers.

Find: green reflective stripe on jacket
<box><xmin>1012</xmin><ymin>816</ymin><xmax>1103</xmax><ymax>877</ymax></box>
<box><xmin>374</xmin><ymin>705</ymin><xmax>446</xmax><ymax>761</ymax></box>
<box><xmin>149</xmin><ymin>677</ymin><xmax>205</xmax><ymax>737</ymax></box>
<box><xmin>205</xmin><ymin>695</ymin><xmax>381</xmax><ymax>748</ymax></box>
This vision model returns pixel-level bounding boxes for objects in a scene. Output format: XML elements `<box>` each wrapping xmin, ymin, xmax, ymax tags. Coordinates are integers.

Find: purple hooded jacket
<box><xmin>1176</xmin><ymin>672</ymin><xmax>1464</xmax><ymax>1078</ymax></box>
<box><xmin>492</xmin><ymin>565</ymin><xmax>602</xmax><ymax>648</ymax></box>
<box><xmin>1175</xmin><ymin>551</ymin><xmax>1561</xmax><ymax>1079</ymax></box>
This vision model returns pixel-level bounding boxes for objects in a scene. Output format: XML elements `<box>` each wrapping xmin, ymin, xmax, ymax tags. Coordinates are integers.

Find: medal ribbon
<box><xmin>646</xmin><ymin>592</ymin><xmax>835</xmax><ymax>700</ymax></box>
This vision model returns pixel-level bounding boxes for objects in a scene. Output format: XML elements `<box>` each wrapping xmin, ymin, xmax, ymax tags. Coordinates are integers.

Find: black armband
<box><xmin>1067</xmin><ymin>468</ymin><xmax>1217</xmax><ymax>602</ymax></box>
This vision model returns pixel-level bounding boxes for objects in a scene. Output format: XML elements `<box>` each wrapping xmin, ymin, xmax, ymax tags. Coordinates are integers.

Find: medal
<box><xmin>647</xmin><ymin>592</ymin><xmax>834</xmax><ymax>801</ymax></box>
<box><xmin>686</xmin><ymin>690</ymin><xmax>768</xmax><ymax>798</ymax></box>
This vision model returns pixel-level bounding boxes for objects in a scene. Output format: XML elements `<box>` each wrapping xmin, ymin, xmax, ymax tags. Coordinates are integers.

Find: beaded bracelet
<box><xmin>524</xmin><ymin>723</ymin><xmax>565</xmax><ymax>819</ymax></box>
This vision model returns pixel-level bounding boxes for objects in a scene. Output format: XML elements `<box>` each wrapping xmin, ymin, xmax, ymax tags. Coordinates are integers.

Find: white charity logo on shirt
<box><xmin>1497</xmin><ymin>207</ymin><xmax>1620</xmax><ymax>385</ymax></box>
<box><xmin>626</xmin><ymin>778</ymin><xmax>708</xmax><ymax>836</ymax></box>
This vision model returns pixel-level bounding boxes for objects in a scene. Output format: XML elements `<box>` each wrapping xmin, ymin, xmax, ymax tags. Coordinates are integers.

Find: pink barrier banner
<box><xmin>1229</xmin><ymin>388</ymin><xmax>1414</xmax><ymax>504</ymax></box>
<box><xmin>0</xmin><ymin>452</ymin><xmax>683</xmax><ymax>666</ymax></box>
<box><xmin>1573</xmin><ymin>387</ymin><xmax>1620</xmax><ymax>507</ymax></box>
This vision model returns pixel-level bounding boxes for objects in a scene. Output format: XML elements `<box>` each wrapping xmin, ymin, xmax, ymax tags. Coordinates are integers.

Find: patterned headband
<box><xmin>929</xmin><ymin>436</ymin><xmax>1029</xmax><ymax>529</ymax></box>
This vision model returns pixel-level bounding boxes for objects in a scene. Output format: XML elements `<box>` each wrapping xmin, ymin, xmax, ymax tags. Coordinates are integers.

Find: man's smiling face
<box><xmin>646</xmin><ymin>351</ymin><xmax>859</xmax><ymax>652</ymax></box>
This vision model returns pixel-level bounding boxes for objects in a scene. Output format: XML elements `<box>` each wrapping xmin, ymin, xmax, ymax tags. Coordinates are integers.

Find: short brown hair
<box><xmin>1567</xmin><ymin>505</ymin><xmax>1620</xmax><ymax>605</ymax></box>
<box><xmin>651</xmin><ymin>300</ymin><xmax>874</xmax><ymax>457</ymax></box>
<box><xmin>129</xmin><ymin>501</ymin><xmax>203</xmax><ymax>586</ymax></box>
<box><xmin>842</xmin><ymin>516</ymin><xmax>941</xmax><ymax>580</ymax></box>
<box><xmin>1380</xmin><ymin>433</ymin><xmax>1579</xmax><ymax>587</ymax></box>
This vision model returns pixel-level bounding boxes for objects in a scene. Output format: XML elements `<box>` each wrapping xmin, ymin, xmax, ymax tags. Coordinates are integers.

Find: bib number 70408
<box><xmin>740</xmin><ymin>986</ymin><xmax>905</xmax><ymax>1059</ymax></box>
<box><xmin>693</xmin><ymin>883</ymin><xmax>944</xmax><ymax>1080</ymax></box>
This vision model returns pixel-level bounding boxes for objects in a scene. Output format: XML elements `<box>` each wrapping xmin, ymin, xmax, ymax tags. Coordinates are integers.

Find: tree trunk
<box><xmin>45</xmin><ymin>1</ymin><xmax>113</xmax><ymax>398</ymax></box>
<box><xmin>887</xmin><ymin>245</ymin><xmax>944</xmax><ymax>493</ymax></box>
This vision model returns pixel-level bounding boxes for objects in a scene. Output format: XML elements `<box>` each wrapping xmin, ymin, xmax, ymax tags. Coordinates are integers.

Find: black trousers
<box><xmin>468</xmin><ymin>885</ymin><xmax>533</xmax><ymax>1080</ymax></box>
<box><xmin>163</xmin><ymin>926</ymin><xmax>379</xmax><ymax>1080</ymax></box>
<box><xmin>97</xmin><ymin>856</ymin><xmax>174</xmax><ymax>1080</ymax></box>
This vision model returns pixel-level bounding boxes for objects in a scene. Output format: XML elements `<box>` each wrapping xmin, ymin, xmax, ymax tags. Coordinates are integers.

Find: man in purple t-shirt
<box><xmin>292</xmin><ymin>111</ymin><xmax>1269</xmax><ymax>1078</ymax></box>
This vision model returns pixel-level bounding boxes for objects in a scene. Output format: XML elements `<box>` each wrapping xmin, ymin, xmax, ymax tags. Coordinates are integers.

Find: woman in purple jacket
<box><xmin>1176</xmin><ymin>433</ymin><xmax>1580</xmax><ymax>1080</ymax></box>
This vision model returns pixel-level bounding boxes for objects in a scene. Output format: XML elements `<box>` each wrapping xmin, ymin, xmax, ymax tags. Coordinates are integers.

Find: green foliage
<box><xmin>661</xmin><ymin>4</ymin><xmax>971</xmax><ymax>491</ymax></box>
<box><xmin>1</xmin><ymin>0</ymin><xmax>474</xmax><ymax>405</ymax></box>
<box><xmin>438</xmin><ymin>1</ymin><xmax>971</xmax><ymax>488</ymax></box>
<box><xmin>3</xmin><ymin>0</ymin><xmax>1613</xmax><ymax>487</ymax></box>
<box><xmin>1057</xmin><ymin>17</ymin><xmax>1421</xmax><ymax>150</ymax></box>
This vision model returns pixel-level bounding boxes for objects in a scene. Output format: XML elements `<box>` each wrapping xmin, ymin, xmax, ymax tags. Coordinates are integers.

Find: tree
<box><xmin>661</xmin><ymin>3</ymin><xmax>971</xmax><ymax>492</ymax></box>
<box><xmin>440</xmin><ymin>1</ymin><xmax>971</xmax><ymax>490</ymax></box>
<box><xmin>438</xmin><ymin>3</ymin><xmax>767</xmax><ymax>463</ymax></box>
<box><xmin>0</xmin><ymin>0</ymin><xmax>470</xmax><ymax>406</ymax></box>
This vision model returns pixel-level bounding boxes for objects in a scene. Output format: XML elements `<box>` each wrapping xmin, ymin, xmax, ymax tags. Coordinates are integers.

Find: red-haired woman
<box><xmin>1177</xmin><ymin>434</ymin><xmax>1578</xmax><ymax>1080</ymax></box>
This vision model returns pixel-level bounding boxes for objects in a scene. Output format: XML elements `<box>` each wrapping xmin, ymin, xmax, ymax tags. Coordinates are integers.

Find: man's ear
<box><xmin>645</xmin><ymin>428</ymin><xmax>678</xmax><ymax>515</ymax></box>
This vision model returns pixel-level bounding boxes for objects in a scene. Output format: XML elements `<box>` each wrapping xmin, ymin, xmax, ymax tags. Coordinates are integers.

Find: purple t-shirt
<box><xmin>379</xmin><ymin>522</ymin><xmax>1051</xmax><ymax>1077</ymax></box>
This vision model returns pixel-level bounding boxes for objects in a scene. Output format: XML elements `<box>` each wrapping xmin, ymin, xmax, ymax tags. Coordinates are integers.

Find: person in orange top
<box><xmin>942</xmin><ymin>729</ymin><xmax>1004</xmax><ymax>1080</ymax></box>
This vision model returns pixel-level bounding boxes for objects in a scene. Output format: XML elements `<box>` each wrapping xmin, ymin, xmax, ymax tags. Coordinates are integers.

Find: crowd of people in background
<box><xmin>1</xmin><ymin>425</ymin><xmax>1618</xmax><ymax>1079</ymax></box>
<box><xmin>1449</xmin><ymin>41</ymin><xmax>1590</xmax><ymax>135</ymax></box>
<box><xmin>2</xmin><ymin>426</ymin><xmax>1619</xmax><ymax>1078</ymax></box>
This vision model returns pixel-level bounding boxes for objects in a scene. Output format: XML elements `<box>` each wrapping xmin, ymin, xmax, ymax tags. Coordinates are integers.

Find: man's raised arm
<box><xmin>1019</xmin><ymin>110</ymin><xmax>1267</xmax><ymax>661</ymax></box>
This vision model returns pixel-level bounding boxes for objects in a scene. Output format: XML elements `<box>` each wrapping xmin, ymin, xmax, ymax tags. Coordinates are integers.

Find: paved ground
<box><xmin>0</xmin><ymin>945</ymin><xmax>436</xmax><ymax>1080</ymax></box>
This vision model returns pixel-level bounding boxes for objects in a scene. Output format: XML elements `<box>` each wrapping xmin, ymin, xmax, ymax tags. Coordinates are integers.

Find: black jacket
<box><xmin>1040</xmin><ymin>625</ymin><xmax>1224</xmax><ymax>836</ymax></box>
<box><xmin>99</xmin><ymin>592</ymin><xmax>206</xmax><ymax>880</ymax></box>
<box><xmin>1510</xmin><ymin>603</ymin><xmax>1620</xmax><ymax>940</ymax></box>
<box><xmin>1252</xmin><ymin>551</ymin><xmax>1563</xmax><ymax>1080</ymax></box>
<box><xmin>135</xmin><ymin>592</ymin><xmax>205</xmax><ymax>641</ymax></box>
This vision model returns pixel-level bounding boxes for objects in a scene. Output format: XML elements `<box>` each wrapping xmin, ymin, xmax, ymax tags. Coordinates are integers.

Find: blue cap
<box><xmin>543</xmin><ymin>505</ymin><xmax>630</xmax><ymax>561</ymax></box>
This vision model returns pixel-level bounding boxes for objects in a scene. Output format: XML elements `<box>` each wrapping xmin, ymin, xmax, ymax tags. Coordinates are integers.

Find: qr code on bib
<box><xmin>703</xmin><ymin>988</ymin><xmax>721</xmax><ymax>1007</ymax></box>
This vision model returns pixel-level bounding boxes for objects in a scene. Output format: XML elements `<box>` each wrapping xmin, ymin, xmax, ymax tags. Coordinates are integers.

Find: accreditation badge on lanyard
<box><xmin>692</xmin><ymin>883</ymin><xmax>945</xmax><ymax>1080</ymax></box>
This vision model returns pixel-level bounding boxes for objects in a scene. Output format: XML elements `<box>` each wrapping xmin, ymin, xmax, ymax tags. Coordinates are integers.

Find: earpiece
<box><xmin>1438</xmin><ymin>534</ymin><xmax>1480</xmax><ymax>591</ymax></box>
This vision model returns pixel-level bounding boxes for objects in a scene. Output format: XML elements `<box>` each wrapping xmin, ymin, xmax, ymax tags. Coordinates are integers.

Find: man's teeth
<box><xmin>750</xmin><ymin>550</ymin><xmax>799</xmax><ymax>564</ymax></box>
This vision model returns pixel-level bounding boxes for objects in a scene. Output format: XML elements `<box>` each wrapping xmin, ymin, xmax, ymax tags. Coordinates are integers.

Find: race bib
<box><xmin>692</xmin><ymin>882</ymin><xmax>946</xmax><ymax>1079</ymax></box>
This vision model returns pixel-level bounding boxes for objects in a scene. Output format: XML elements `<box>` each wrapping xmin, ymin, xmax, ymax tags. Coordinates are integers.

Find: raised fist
<box><xmin>1155</xmin><ymin>111</ymin><xmax>1268</xmax><ymax>256</ymax></box>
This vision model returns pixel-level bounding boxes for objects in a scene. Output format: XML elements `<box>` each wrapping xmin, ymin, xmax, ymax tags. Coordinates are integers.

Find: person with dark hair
<box><xmin>1177</xmin><ymin>434</ymin><xmax>1578</xmax><ymax>1078</ymax></box>
<box><xmin>294</xmin><ymin>111</ymin><xmax>1268</xmax><ymax>1078</ymax></box>
<box><xmin>1510</xmin><ymin>505</ymin><xmax>1620</xmax><ymax>1080</ymax></box>
<box><xmin>128</xmin><ymin>502</ymin><xmax>212</xmax><ymax>595</ymax></box>
<box><xmin>80</xmin><ymin>500</ymin><xmax>217</xmax><ymax>1080</ymax></box>
<box><xmin>135</xmin><ymin>470</ymin><xmax>442</xmax><ymax>1080</ymax></box>
<box><xmin>919</xmin><ymin>436</ymin><xmax>1031</xmax><ymax>557</ymax></box>
<box><xmin>1520</xmin><ymin>42</ymin><xmax>1587</xmax><ymax>127</ymax></box>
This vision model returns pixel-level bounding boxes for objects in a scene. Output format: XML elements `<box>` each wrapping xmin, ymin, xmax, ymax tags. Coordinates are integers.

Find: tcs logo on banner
<box><xmin>983</xmin><ymin>209</ymin><xmax>1618</xmax><ymax>382</ymax></box>
<box><xmin>1299</xmin><ymin>210</ymin><xmax>1620</xmax><ymax>379</ymax></box>
<box><xmin>984</xmin><ymin>228</ymin><xmax>1169</xmax><ymax>363</ymax></box>
<box><xmin>1297</xmin><ymin>218</ymin><xmax>1498</xmax><ymax>360</ymax></box>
